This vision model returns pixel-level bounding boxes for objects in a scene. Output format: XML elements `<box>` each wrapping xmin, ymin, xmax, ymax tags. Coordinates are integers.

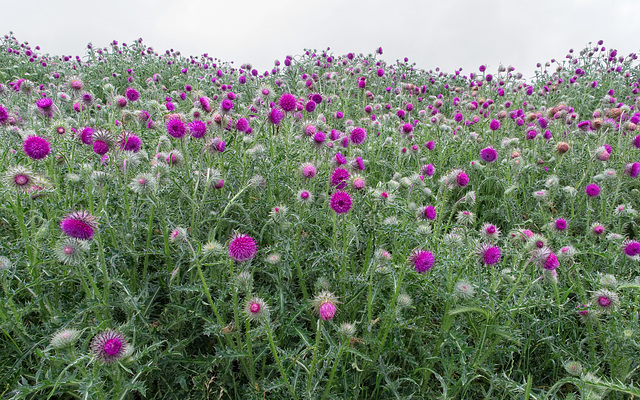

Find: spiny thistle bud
<box><xmin>454</xmin><ymin>280</ymin><xmax>476</xmax><ymax>300</ymax></box>
<box><xmin>563</xmin><ymin>360</ymin><xmax>583</xmax><ymax>377</ymax></box>
<box><xmin>50</xmin><ymin>329</ymin><xmax>81</xmax><ymax>349</ymax></box>
<box><xmin>338</xmin><ymin>322</ymin><xmax>356</xmax><ymax>337</ymax></box>
<box><xmin>243</xmin><ymin>297</ymin><xmax>269</xmax><ymax>322</ymax></box>
<box><xmin>311</xmin><ymin>291</ymin><xmax>340</xmax><ymax>321</ymax></box>
<box><xmin>235</xmin><ymin>271</ymin><xmax>253</xmax><ymax>293</ymax></box>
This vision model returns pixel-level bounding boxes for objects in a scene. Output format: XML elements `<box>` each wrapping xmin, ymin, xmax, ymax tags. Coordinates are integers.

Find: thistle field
<box><xmin>1</xmin><ymin>34</ymin><xmax>640</xmax><ymax>399</ymax></box>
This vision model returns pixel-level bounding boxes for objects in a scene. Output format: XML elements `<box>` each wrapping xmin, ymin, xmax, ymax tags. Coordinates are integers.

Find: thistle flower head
<box><xmin>479</xmin><ymin>223</ymin><xmax>500</xmax><ymax>240</ymax></box>
<box><xmin>454</xmin><ymin>280</ymin><xmax>476</xmax><ymax>299</ymax></box>
<box><xmin>54</xmin><ymin>238</ymin><xmax>89</xmax><ymax>265</ymax></box>
<box><xmin>244</xmin><ymin>297</ymin><xmax>269</xmax><ymax>322</ymax></box>
<box><xmin>409</xmin><ymin>249</ymin><xmax>435</xmax><ymax>273</ymax></box>
<box><xmin>622</xmin><ymin>239</ymin><xmax>640</xmax><ymax>260</ymax></box>
<box><xmin>50</xmin><ymin>329</ymin><xmax>81</xmax><ymax>349</ymax></box>
<box><xmin>4</xmin><ymin>166</ymin><xmax>36</xmax><ymax>192</ymax></box>
<box><xmin>60</xmin><ymin>210</ymin><xmax>98</xmax><ymax>240</ymax></box>
<box><xmin>90</xmin><ymin>330</ymin><xmax>128</xmax><ymax>363</ymax></box>
<box><xmin>311</xmin><ymin>291</ymin><xmax>340</xmax><ymax>321</ymax></box>
<box><xmin>476</xmin><ymin>243</ymin><xmax>501</xmax><ymax>266</ymax></box>
<box><xmin>228</xmin><ymin>233</ymin><xmax>257</xmax><ymax>262</ymax></box>
<box><xmin>456</xmin><ymin>210</ymin><xmax>475</xmax><ymax>226</ymax></box>
<box><xmin>591</xmin><ymin>288</ymin><xmax>620</xmax><ymax>313</ymax></box>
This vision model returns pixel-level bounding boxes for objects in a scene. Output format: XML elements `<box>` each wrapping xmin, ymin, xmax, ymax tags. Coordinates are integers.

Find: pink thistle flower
<box><xmin>166</xmin><ymin>118</ymin><xmax>186</xmax><ymax>139</ymax></box>
<box><xmin>311</xmin><ymin>291</ymin><xmax>340</xmax><ymax>321</ymax></box>
<box><xmin>23</xmin><ymin>135</ymin><xmax>51</xmax><ymax>160</ymax></box>
<box><xmin>585</xmin><ymin>183</ymin><xmax>600</xmax><ymax>197</ymax></box>
<box><xmin>228</xmin><ymin>233</ymin><xmax>257</xmax><ymax>262</ymax></box>
<box><xmin>480</xmin><ymin>147</ymin><xmax>498</xmax><ymax>163</ymax></box>
<box><xmin>90</xmin><ymin>330</ymin><xmax>128</xmax><ymax>363</ymax></box>
<box><xmin>60</xmin><ymin>210</ymin><xmax>98</xmax><ymax>240</ymax></box>
<box><xmin>409</xmin><ymin>249</ymin><xmax>435</xmax><ymax>273</ymax></box>
<box><xmin>330</xmin><ymin>191</ymin><xmax>352</xmax><ymax>214</ymax></box>
<box><xmin>477</xmin><ymin>243</ymin><xmax>501</xmax><ymax>266</ymax></box>
<box><xmin>623</xmin><ymin>240</ymin><xmax>640</xmax><ymax>260</ymax></box>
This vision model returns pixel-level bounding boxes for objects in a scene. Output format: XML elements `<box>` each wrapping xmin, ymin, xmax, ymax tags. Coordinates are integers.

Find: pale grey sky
<box><xmin>5</xmin><ymin>0</ymin><xmax>640</xmax><ymax>79</ymax></box>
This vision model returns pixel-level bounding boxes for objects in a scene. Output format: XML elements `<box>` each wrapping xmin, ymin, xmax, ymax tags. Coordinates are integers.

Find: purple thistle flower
<box><xmin>350</xmin><ymin>127</ymin><xmax>366</xmax><ymax>145</ymax></box>
<box><xmin>623</xmin><ymin>240</ymin><xmax>640</xmax><ymax>259</ymax></box>
<box><xmin>489</xmin><ymin>119</ymin><xmax>500</xmax><ymax>131</ymax></box>
<box><xmin>36</xmin><ymin>97</ymin><xmax>53</xmax><ymax>112</ymax></box>
<box><xmin>633</xmin><ymin>134</ymin><xmax>640</xmax><ymax>149</ymax></box>
<box><xmin>90</xmin><ymin>330</ymin><xmax>128</xmax><ymax>363</ymax></box>
<box><xmin>585</xmin><ymin>183</ymin><xmax>600</xmax><ymax>197</ymax></box>
<box><xmin>477</xmin><ymin>243</ymin><xmax>501</xmax><ymax>266</ymax></box>
<box><xmin>624</xmin><ymin>162</ymin><xmax>640</xmax><ymax>178</ymax></box>
<box><xmin>456</xmin><ymin>171</ymin><xmax>469</xmax><ymax>187</ymax></box>
<box><xmin>335</xmin><ymin>153</ymin><xmax>347</xmax><ymax>165</ymax></box>
<box><xmin>409</xmin><ymin>249</ymin><xmax>435</xmax><ymax>273</ymax></box>
<box><xmin>331</xmin><ymin>168</ymin><xmax>350</xmax><ymax>189</ymax></box>
<box><xmin>268</xmin><ymin>107</ymin><xmax>285</xmax><ymax>125</ymax></box>
<box><xmin>125</xmin><ymin>87</ymin><xmax>139</xmax><ymax>102</ymax></box>
<box><xmin>330</xmin><ymin>191</ymin><xmax>352</xmax><ymax>214</ymax></box>
<box><xmin>235</xmin><ymin>118</ymin><xmax>249</xmax><ymax>133</ymax></box>
<box><xmin>426</xmin><ymin>141</ymin><xmax>435</xmax><ymax>151</ymax></box>
<box><xmin>555</xmin><ymin>218</ymin><xmax>568</xmax><ymax>231</ymax></box>
<box><xmin>119</xmin><ymin>132</ymin><xmax>142</xmax><ymax>152</ymax></box>
<box><xmin>166</xmin><ymin>118</ymin><xmax>186</xmax><ymax>139</ymax></box>
<box><xmin>305</xmin><ymin>100</ymin><xmax>316</xmax><ymax>113</ymax></box>
<box><xmin>480</xmin><ymin>147</ymin><xmax>498</xmax><ymax>162</ymax></box>
<box><xmin>23</xmin><ymin>136</ymin><xmax>51</xmax><ymax>160</ymax></box>
<box><xmin>278</xmin><ymin>93</ymin><xmax>297</xmax><ymax>112</ymax></box>
<box><xmin>80</xmin><ymin>127</ymin><xmax>94</xmax><ymax>145</ymax></box>
<box><xmin>424</xmin><ymin>205</ymin><xmax>436</xmax><ymax>220</ymax></box>
<box><xmin>544</xmin><ymin>252</ymin><xmax>559</xmax><ymax>270</ymax></box>
<box><xmin>220</xmin><ymin>99</ymin><xmax>234</xmax><ymax>113</ymax></box>
<box><xmin>60</xmin><ymin>210</ymin><xmax>98</xmax><ymax>240</ymax></box>
<box><xmin>189</xmin><ymin>120</ymin><xmax>207</xmax><ymax>139</ymax></box>
<box><xmin>228</xmin><ymin>233</ymin><xmax>257</xmax><ymax>262</ymax></box>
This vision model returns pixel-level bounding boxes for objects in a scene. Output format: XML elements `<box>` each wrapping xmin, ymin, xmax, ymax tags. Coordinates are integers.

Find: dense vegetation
<box><xmin>1</xmin><ymin>33</ymin><xmax>640</xmax><ymax>399</ymax></box>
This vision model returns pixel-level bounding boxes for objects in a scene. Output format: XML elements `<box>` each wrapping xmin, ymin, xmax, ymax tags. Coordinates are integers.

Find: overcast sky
<box><xmin>5</xmin><ymin>0</ymin><xmax>640</xmax><ymax>80</ymax></box>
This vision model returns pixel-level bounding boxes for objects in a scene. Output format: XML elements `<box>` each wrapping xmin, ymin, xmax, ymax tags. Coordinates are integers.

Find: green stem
<box><xmin>266</xmin><ymin>318</ymin><xmax>298</xmax><ymax>400</ymax></box>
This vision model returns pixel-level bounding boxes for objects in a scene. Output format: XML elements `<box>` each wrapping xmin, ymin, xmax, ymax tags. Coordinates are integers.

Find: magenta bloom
<box><xmin>330</xmin><ymin>191</ymin><xmax>352</xmax><ymax>214</ymax></box>
<box><xmin>319</xmin><ymin>302</ymin><xmax>336</xmax><ymax>321</ymax></box>
<box><xmin>23</xmin><ymin>136</ymin><xmax>51</xmax><ymax>160</ymax></box>
<box><xmin>60</xmin><ymin>210</ymin><xmax>98</xmax><ymax>240</ymax></box>
<box><xmin>236</xmin><ymin>118</ymin><xmax>249</xmax><ymax>133</ymax></box>
<box><xmin>424</xmin><ymin>205</ymin><xmax>436</xmax><ymax>220</ymax></box>
<box><xmin>220</xmin><ymin>99</ymin><xmax>234</xmax><ymax>113</ymax></box>
<box><xmin>479</xmin><ymin>245</ymin><xmax>501</xmax><ymax>265</ymax></box>
<box><xmin>305</xmin><ymin>100</ymin><xmax>316</xmax><ymax>113</ymax></box>
<box><xmin>119</xmin><ymin>132</ymin><xmax>142</xmax><ymax>152</ymax></box>
<box><xmin>125</xmin><ymin>87</ymin><xmax>139</xmax><ymax>102</ymax></box>
<box><xmin>335</xmin><ymin>153</ymin><xmax>347</xmax><ymax>165</ymax></box>
<box><xmin>80</xmin><ymin>127</ymin><xmax>94</xmax><ymax>145</ymax></box>
<box><xmin>350</xmin><ymin>127</ymin><xmax>367</xmax><ymax>145</ymax></box>
<box><xmin>166</xmin><ymin>118</ymin><xmax>186</xmax><ymax>139</ymax></box>
<box><xmin>456</xmin><ymin>171</ymin><xmax>469</xmax><ymax>187</ymax></box>
<box><xmin>426</xmin><ymin>141</ymin><xmax>435</xmax><ymax>151</ymax></box>
<box><xmin>585</xmin><ymin>183</ymin><xmax>600</xmax><ymax>197</ymax></box>
<box><xmin>93</xmin><ymin>140</ymin><xmax>110</xmax><ymax>155</ymax></box>
<box><xmin>331</xmin><ymin>168</ymin><xmax>350</xmax><ymax>189</ymax></box>
<box><xmin>401</xmin><ymin>123</ymin><xmax>413</xmax><ymax>134</ymax></box>
<box><xmin>268</xmin><ymin>107</ymin><xmax>285</xmax><ymax>125</ymax></box>
<box><xmin>278</xmin><ymin>93</ymin><xmax>297</xmax><ymax>112</ymax></box>
<box><xmin>633</xmin><ymin>134</ymin><xmax>640</xmax><ymax>149</ymax></box>
<box><xmin>410</xmin><ymin>249</ymin><xmax>435</xmax><ymax>273</ymax></box>
<box><xmin>624</xmin><ymin>240</ymin><xmax>640</xmax><ymax>258</ymax></box>
<box><xmin>555</xmin><ymin>218</ymin><xmax>568</xmax><ymax>231</ymax></box>
<box><xmin>625</xmin><ymin>162</ymin><xmax>640</xmax><ymax>178</ymax></box>
<box><xmin>36</xmin><ymin>97</ymin><xmax>54</xmax><ymax>113</ymax></box>
<box><xmin>91</xmin><ymin>330</ymin><xmax>128</xmax><ymax>363</ymax></box>
<box><xmin>480</xmin><ymin>147</ymin><xmax>498</xmax><ymax>162</ymax></box>
<box><xmin>189</xmin><ymin>120</ymin><xmax>207</xmax><ymax>138</ymax></box>
<box><xmin>489</xmin><ymin>119</ymin><xmax>500</xmax><ymax>131</ymax></box>
<box><xmin>228</xmin><ymin>233</ymin><xmax>257</xmax><ymax>262</ymax></box>
<box><xmin>544</xmin><ymin>252</ymin><xmax>559</xmax><ymax>270</ymax></box>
